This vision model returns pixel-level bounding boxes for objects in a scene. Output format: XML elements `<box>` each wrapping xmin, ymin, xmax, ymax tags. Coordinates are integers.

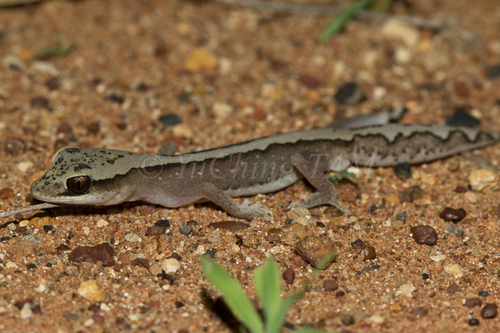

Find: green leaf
<box><xmin>270</xmin><ymin>287</ymin><xmax>307</xmax><ymax>333</ymax></box>
<box><xmin>200</xmin><ymin>255</ymin><xmax>264</xmax><ymax>333</ymax></box>
<box><xmin>318</xmin><ymin>0</ymin><xmax>373</xmax><ymax>42</ymax></box>
<box><xmin>328</xmin><ymin>171</ymin><xmax>361</xmax><ymax>185</ymax></box>
<box><xmin>254</xmin><ymin>259</ymin><xmax>282</xmax><ymax>333</ymax></box>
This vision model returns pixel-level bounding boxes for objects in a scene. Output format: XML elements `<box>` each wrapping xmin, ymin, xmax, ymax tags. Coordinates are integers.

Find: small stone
<box><xmin>32</xmin><ymin>61</ymin><xmax>59</xmax><ymax>76</ymax></box>
<box><xmin>420</xmin><ymin>172</ymin><xmax>437</xmax><ymax>185</ymax></box>
<box><xmin>96</xmin><ymin>218</ymin><xmax>108</xmax><ymax>228</ymax></box>
<box><xmin>45</xmin><ymin>77</ymin><xmax>60</xmax><ymax>90</ymax></box>
<box><xmin>396</xmin><ymin>283</ymin><xmax>416</xmax><ymax>297</ymax></box>
<box><xmin>478</xmin><ymin>290</ymin><xmax>489</xmax><ymax>297</ymax></box>
<box><xmin>68</xmin><ymin>243</ymin><xmax>114</xmax><ymax>267</ymax></box>
<box><xmin>3</xmin><ymin>55</ymin><xmax>26</xmax><ymax>70</ymax></box>
<box><xmin>392</xmin><ymin>220</ymin><xmax>404</xmax><ymax>231</ymax></box>
<box><xmin>439</xmin><ymin>207</ymin><xmax>467</xmax><ymax>223</ymax></box>
<box><xmin>380</xmin><ymin>19</ymin><xmax>420</xmax><ymax>46</ymax></box>
<box><xmin>323</xmin><ymin>206</ymin><xmax>343</xmax><ymax>218</ymax></box>
<box><xmin>468</xmin><ymin>318</ymin><xmax>480</xmax><ymax>326</ymax></box>
<box><xmin>65</xmin><ymin>265</ymin><xmax>80</xmax><ymax>277</ymax></box>
<box><xmin>485</xmin><ymin>64</ymin><xmax>500</xmax><ymax>79</ymax></box>
<box><xmin>282</xmin><ymin>268</ymin><xmax>295</xmax><ymax>285</ymax></box>
<box><xmin>267</xmin><ymin>228</ymin><xmax>283</xmax><ymax>243</ymax></box>
<box><xmin>159</xmin><ymin>113</ymin><xmax>182</xmax><ymax>127</ymax></box>
<box><xmin>161</xmin><ymin>258</ymin><xmax>181</xmax><ymax>274</ymax></box>
<box><xmin>124</xmin><ymin>233</ymin><xmax>142</xmax><ymax>242</ymax></box>
<box><xmin>213</xmin><ymin>102</ymin><xmax>233</xmax><ymax>119</ymax></box>
<box><xmin>446</xmin><ymin>283</ymin><xmax>461</xmax><ymax>294</ymax></box>
<box><xmin>323</xmin><ymin>280</ymin><xmax>338</xmax><ymax>291</ymax></box>
<box><xmin>444</xmin><ymin>263</ymin><xmax>464</xmax><ymax>278</ymax></box>
<box><xmin>78</xmin><ymin>280</ymin><xmax>105</xmax><ymax>302</ymax></box>
<box><xmin>17</xmin><ymin>161</ymin><xmax>33</xmax><ymax>173</ymax></box>
<box><xmin>20</xmin><ymin>303</ymin><xmax>33</xmax><ymax>319</ymax></box>
<box><xmin>369</xmin><ymin>315</ymin><xmax>384</xmax><ymax>324</ymax></box>
<box><xmin>341</xmin><ymin>314</ymin><xmax>355</xmax><ymax>326</ymax></box>
<box><xmin>185</xmin><ymin>47</ymin><xmax>217</xmax><ymax>71</ymax></box>
<box><xmin>399</xmin><ymin>186</ymin><xmax>423</xmax><ymax>203</ymax></box>
<box><xmin>464</xmin><ymin>298</ymin><xmax>482</xmax><ymax>308</ymax></box>
<box><xmin>468</xmin><ymin>169</ymin><xmax>499</xmax><ymax>192</ymax></box>
<box><xmin>334</xmin><ymin>82</ymin><xmax>365</xmax><ymax>105</ymax></box>
<box><xmin>351</xmin><ymin>239</ymin><xmax>365</xmax><ymax>250</ymax></box>
<box><xmin>481</xmin><ymin>303</ymin><xmax>498</xmax><ymax>319</ymax></box>
<box><xmin>446</xmin><ymin>108</ymin><xmax>480</xmax><ymax>127</ymax></box>
<box><xmin>411</xmin><ymin>225</ymin><xmax>438</xmax><ymax>245</ymax></box>
<box><xmin>0</xmin><ymin>188</ymin><xmax>14</xmax><ymax>200</ymax></box>
<box><xmin>179</xmin><ymin>224</ymin><xmax>193</xmax><ymax>235</ymax></box>
<box><xmin>295</xmin><ymin>236</ymin><xmax>337</xmax><ymax>269</ymax></box>
<box><xmin>445</xmin><ymin>222</ymin><xmax>463</xmax><ymax>236</ymax></box>
<box><xmin>30</xmin><ymin>96</ymin><xmax>50</xmax><ymax>109</ymax></box>
<box><xmin>29</xmin><ymin>216</ymin><xmax>51</xmax><ymax>228</ymax></box>
<box><xmin>394</xmin><ymin>212</ymin><xmax>407</xmax><ymax>223</ymax></box>
<box><xmin>293</xmin><ymin>225</ymin><xmax>307</xmax><ymax>239</ymax></box>
<box><xmin>410</xmin><ymin>307</ymin><xmax>428</xmax><ymax>317</ymax></box>
<box><xmin>208</xmin><ymin>221</ymin><xmax>249</xmax><ymax>231</ymax></box>
<box><xmin>21</xmin><ymin>232</ymin><xmax>42</xmax><ymax>244</ymax></box>
<box><xmin>394</xmin><ymin>163</ymin><xmax>412</xmax><ymax>180</ymax></box>
<box><xmin>287</xmin><ymin>207</ymin><xmax>310</xmax><ymax>219</ymax></box>
<box><xmin>155</xmin><ymin>219</ymin><xmax>171</xmax><ymax>228</ymax></box>
<box><xmin>384</xmin><ymin>194</ymin><xmax>400</xmax><ymax>204</ymax></box>
<box><xmin>363</xmin><ymin>246</ymin><xmax>377</xmax><ymax>260</ymax></box>
<box><xmin>43</xmin><ymin>225</ymin><xmax>53</xmax><ymax>233</ymax></box>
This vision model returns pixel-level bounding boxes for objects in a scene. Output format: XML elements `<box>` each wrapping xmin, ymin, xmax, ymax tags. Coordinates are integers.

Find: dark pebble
<box><xmin>454</xmin><ymin>186</ymin><xmax>467</xmax><ymax>193</ymax></box>
<box><xmin>30</xmin><ymin>96</ymin><xmax>50</xmax><ymax>109</ymax></box>
<box><xmin>370</xmin><ymin>205</ymin><xmax>378</xmax><ymax>212</ymax></box>
<box><xmin>56</xmin><ymin>244</ymin><xmax>71</xmax><ymax>253</ymax></box>
<box><xmin>351</xmin><ymin>239</ymin><xmax>365</xmax><ymax>250</ymax></box>
<box><xmin>86</xmin><ymin>121</ymin><xmax>100</xmax><ymax>135</ymax></box>
<box><xmin>267</xmin><ymin>228</ymin><xmax>283</xmax><ymax>243</ymax></box>
<box><xmin>26</xmin><ymin>263</ymin><xmax>37</xmax><ymax>270</ymax></box>
<box><xmin>283</xmin><ymin>322</ymin><xmax>295</xmax><ymax>329</ymax></box>
<box><xmin>468</xmin><ymin>318</ymin><xmax>480</xmax><ymax>326</ymax></box>
<box><xmin>45</xmin><ymin>77</ymin><xmax>60</xmax><ymax>90</ymax></box>
<box><xmin>323</xmin><ymin>279</ymin><xmax>338</xmax><ymax>291</ymax></box>
<box><xmin>446</xmin><ymin>283</ymin><xmax>462</xmax><ymax>294</ymax></box>
<box><xmin>394</xmin><ymin>162</ymin><xmax>412</xmax><ymax>180</ymax></box>
<box><xmin>446</xmin><ymin>108</ymin><xmax>480</xmax><ymax>128</ymax></box>
<box><xmin>341</xmin><ymin>314</ymin><xmax>355</xmax><ymax>326</ymax></box>
<box><xmin>394</xmin><ymin>212</ymin><xmax>406</xmax><ymax>223</ymax></box>
<box><xmin>155</xmin><ymin>219</ymin><xmax>171</xmax><ymax>228</ymax></box>
<box><xmin>316</xmin><ymin>221</ymin><xmax>325</xmax><ymax>227</ymax></box>
<box><xmin>298</xmin><ymin>74</ymin><xmax>322</xmax><ymax>89</ymax></box>
<box><xmin>335</xmin><ymin>291</ymin><xmax>345</xmax><ymax>297</ymax></box>
<box><xmin>136</xmin><ymin>82</ymin><xmax>149</xmax><ymax>92</ymax></box>
<box><xmin>282</xmin><ymin>268</ymin><xmax>295</xmax><ymax>284</ymax></box>
<box><xmin>208</xmin><ymin>221</ymin><xmax>249</xmax><ymax>231</ymax></box>
<box><xmin>43</xmin><ymin>225</ymin><xmax>54</xmax><ymax>233</ymax></box>
<box><xmin>169</xmin><ymin>253</ymin><xmax>182</xmax><ymax>261</ymax></box>
<box><xmin>478</xmin><ymin>290</ymin><xmax>489</xmax><ymax>297</ymax></box>
<box><xmin>411</xmin><ymin>225</ymin><xmax>438</xmax><ymax>245</ymax></box>
<box><xmin>106</xmin><ymin>93</ymin><xmax>125</xmax><ymax>104</ymax></box>
<box><xmin>334</xmin><ymin>82</ymin><xmax>365</xmax><ymax>105</ymax></box>
<box><xmin>175</xmin><ymin>301</ymin><xmax>185</xmax><ymax>308</ymax></box>
<box><xmin>439</xmin><ymin>207</ymin><xmax>466</xmax><ymax>223</ymax></box>
<box><xmin>464</xmin><ymin>298</ymin><xmax>482</xmax><ymax>308</ymax></box>
<box><xmin>145</xmin><ymin>225</ymin><xmax>167</xmax><ymax>236</ymax></box>
<box><xmin>410</xmin><ymin>307</ymin><xmax>428</xmax><ymax>317</ymax></box>
<box><xmin>481</xmin><ymin>303</ymin><xmax>498</xmax><ymax>319</ymax></box>
<box><xmin>295</xmin><ymin>236</ymin><xmax>337</xmax><ymax>269</ymax></box>
<box><xmin>68</xmin><ymin>243</ymin><xmax>114</xmax><ymax>266</ymax></box>
<box><xmin>399</xmin><ymin>186</ymin><xmax>423</xmax><ymax>203</ymax></box>
<box><xmin>205</xmin><ymin>249</ymin><xmax>216</xmax><ymax>258</ymax></box>
<box><xmin>422</xmin><ymin>273</ymin><xmax>430</xmax><ymax>280</ymax></box>
<box><xmin>131</xmin><ymin>258</ymin><xmax>149</xmax><ymax>269</ymax></box>
<box><xmin>485</xmin><ymin>64</ymin><xmax>500</xmax><ymax>79</ymax></box>
<box><xmin>0</xmin><ymin>188</ymin><xmax>14</xmax><ymax>200</ymax></box>
<box><xmin>46</xmin><ymin>263</ymin><xmax>52</xmax><ymax>267</ymax></box>
<box><xmin>159</xmin><ymin>113</ymin><xmax>182</xmax><ymax>127</ymax></box>
<box><xmin>363</xmin><ymin>246</ymin><xmax>376</xmax><ymax>260</ymax></box>
<box><xmin>179</xmin><ymin>224</ymin><xmax>193</xmax><ymax>235</ymax></box>
<box><xmin>4</xmin><ymin>137</ymin><xmax>26</xmax><ymax>155</ymax></box>
<box><xmin>445</xmin><ymin>222</ymin><xmax>463</xmax><ymax>236</ymax></box>
<box><xmin>186</xmin><ymin>220</ymin><xmax>198</xmax><ymax>226</ymax></box>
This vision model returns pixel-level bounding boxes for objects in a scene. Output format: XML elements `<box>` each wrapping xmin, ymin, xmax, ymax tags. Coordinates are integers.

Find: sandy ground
<box><xmin>0</xmin><ymin>0</ymin><xmax>500</xmax><ymax>332</ymax></box>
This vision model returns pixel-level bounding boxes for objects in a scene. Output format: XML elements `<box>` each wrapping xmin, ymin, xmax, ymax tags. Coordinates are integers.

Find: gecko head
<box><xmin>30</xmin><ymin>147</ymin><xmax>129</xmax><ymax>206</ymax></box>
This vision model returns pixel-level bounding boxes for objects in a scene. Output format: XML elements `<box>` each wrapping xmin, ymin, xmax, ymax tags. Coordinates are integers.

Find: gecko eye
<box><xmin>67</xmin><ymin>176</ymin><xmax>91</xmax><ymax>194</ymax></box>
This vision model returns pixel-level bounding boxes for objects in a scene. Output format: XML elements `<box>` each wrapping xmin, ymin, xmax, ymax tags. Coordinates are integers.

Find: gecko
<box><xmin>0</xmin><ymin>111</ymin><xmax>498</xmax><ymax>220</ymax></box>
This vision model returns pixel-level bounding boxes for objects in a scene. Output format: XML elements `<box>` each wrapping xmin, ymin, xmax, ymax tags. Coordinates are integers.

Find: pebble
<box><xmin>468</xmin><ymin>169</ymin><xmax>499</xmax><ymax>192</ymax></box>
<box><xmin>65</xmin><ymin>265</ymin><xmax>80</xmax><ymax>277</ymax></box>
<box><xmin>363</xmin><ymin>246</ymin><xmax>377</xmax><ymax>260</ymax></box>
<box><xmin>351</xmin><ymin>239</ymin><xmax>365</xmax><ymax>250</ymax></box>
<box><xmin>287</xmin><ymin>207</ymin><xmax>310</xmax><ymax>220</ymax></box>
<box><xmin>78</xmin><ymin>280</ymin><xmax>105</xmax><ymax>302</ymax></box>
<box><xmin>96</xmin><ymin>218</ymin><xmax>109</xmax><ymax>228</ymax></box>
<box><xmin>213</xmin><ymin>102</ymin><xmax>233</xmax><ymax>119</ymax></box>
<box><xmin>161</xmin><ymin>258</ymin><xmax>181</xmax><ymax>273</ymax></box>
<box><xmin>444</xmin><ymin>263</ymin><xmax>464</xmax><ymax>278</ymax></box>
<box><xmin>430</xmin><ymin>252</ymin><xmax>446</xmax><ymax>262</ymax></box>
<box><xmin>30</xmin><ymin>96</ymin><xmax>50</xmax><ymax>109</ymax></box>
<box><xmin>17</xmin><ymin>161</ymin><xmax>33</xmax><ymax>173</ymax></box>
<box><xmin>32</xmin><ymin>61</ymin><xmax>59</xmax><ymax>76</ymax></box>
<box><xmin>369</xmin><ymin>315</ymin><xmax>384</xmax><ymax>324</ymax></box>
<box><xmin>3</xmin><ymin>55</ymin><xmax>26</xmax><ymax>70</ymax></box>
<box><xmin>68</xmin><ymin>243</ymin><xmax>115</xmax><ymax>267</ymax></box>
<box><xmin>179</xmin><ymin>224</ymin><xmax>193</xmax><ymax>235</ymax></box>
<box><xmin>282</xmin><ymin>268</ymin><xmax>295</xmax><ymax>284</ymax></box>
<box><xmin>394</xmin><ymin>212</ymin><xmax>406</xmax><ymax>223</ymax></box>
<box><xmin>184</xmin><ymin>47</ymin><xmax>217</xmax><ymax>71</ymax></box>
<box><xmin>481</xmin><ymin>303</ymin><xmax>498</xmax><ymax>319</ymax></box>
<box><xmin>478</xmin><ymin>290</ymin><xmax>489</xmax><ymax>297</ymax></box>
<box><xmin>323</xmin><ymin>280</ymin><xmax>338</xmax><ymax>291</ymax></box>
<box><xmin>446</xmin><ymin>283</ymin><xmax>461</xmax><ymax>294</ymax></box>
<box><xmin>124</xmin><ymin>233</ymin><xmax>142</xmax><ymax>242</ymax></box>
<box><xmin>0</xmin><ymin>188</ymin><xmax>14</xmax><ymax>200</ymax></box>
<box><xmin>267</xmin><ymin>228</ymin><xmax>283</xmax><ymax>243</ymax></box>
<box><xmin>29</xmin><ymin>216</ymin><xmax>51</xmax><ymax>228</ymax></box>
<box><xmin>392</xmin><ymin>220</ymin><xmax>404</xmax><ymax>231</ymax></box>
<box><xmin>445</xmin><ymin>222</ymin><xmax>463</xmax><ymax>236</ymax></box>
<box><xmin>145</xmin><ymin>225</ymin><xmax>167</xmax><ymax>236</ymax></box>
<box><xmin>208</xmin><ymin>221</ymin><xmax>249</xmax><ymax>231</ymax></box>
<box><xmin>439</xmin><ymin>207</ymin><xmax>466</xmax><ymax>223</ymax></box>
<box><xmin>394</xmin><ymin>163</ymin><xmax>412</xmax><ymax>180</ymax></box>
<box><xmin>21</xmin><ymin>232</ymin><xmax>42</xmax><ymax>244</ymax></box>
<box><xmin>446</xmin><ymin>108</ymin><xmax>480</xmax><ymax>127</ymax></box>
<box><xmin>323</xmin><ymin>206</ymin><xmax>343</xmax><ymax>218</ymax></box>
<box><xmin>485</xmin><ymin>64</ymin><xmax>500</xmax><ymax>78</ymax></box>
<box><xmin>411</xmin><ymin>225</ymin><xmax>438</xmax><ymax>245</ymax></box>
<box><xmin>396</xmin><ymin>283</ymin><xmax>416</xmax><ymax>297</ymax></box>
<box><xmin>20</xmin><ymin>303</ymin><xmax>33</xmax><ymax>319</ymax></box>
<box><xmin>341</xmin><ymin>314</ymin><xmax>355</xmax><ymax>326</ymax></box>
<box><xmin>159</xmin><ymin>113</ymin><xmax>182</xmax><ymax>127</ymax></box>
<box><xmin>333</xmin><ymin>82</ymin><xmax>365</xmax><ymax>105</ymax></box>
<box><xmin>399</xmin><ymin>186</ymin><xmax>423</xmax><ymax>203</ymax></box>
<box><xmin>464</xmin><ymin>298</ymin><xmax>482</xmax><ymax>308</ymax></box>
<box><xmin>380</xmin><ymin>19</ymin><xmax>420</xmax><ymax>46</ymax></box>
<box><xmin>295</xmin><ymin>236</ymin><xmax>337</xmax><ymax>269</ymax></box>
<box><xmin>155</xmin><ymin>219</ymin><xmax>171</xmax><ymax>228</ymax></box>
<box><xmin>468</xmin><ymin>318</ymin><xmax>480</xmax><ymax>326</ymax></box>
<box><xmin>410</xmin><ymin>307</ymin><xmax>428</xmax><ymax>317</ymax></box>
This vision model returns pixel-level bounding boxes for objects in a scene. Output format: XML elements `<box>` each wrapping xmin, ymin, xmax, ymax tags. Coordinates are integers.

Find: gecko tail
<box><xmin>0</xmin><ymin>203</ymin><xmax>60</xmax><ymax>219</ymax></box>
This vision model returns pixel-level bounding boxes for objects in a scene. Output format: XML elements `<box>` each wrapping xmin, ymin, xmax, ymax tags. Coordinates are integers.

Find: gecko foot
<box><xmin>289</xmin><ymin>193</ymin><xmax>350</xmax><ymax>216</ymax></box>
<box><xmin>240</xmin><ymin>199</ymin><xmax>271</xmax><ymax>221</ymax></box>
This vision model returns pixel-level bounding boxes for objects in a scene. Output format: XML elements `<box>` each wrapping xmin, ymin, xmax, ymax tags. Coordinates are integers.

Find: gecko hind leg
<box><xmin>198</xmin><ymin>182</ymin><xmax>271</xmax><ymax>221</ymax></box>
<box><xmin>289</xmin><ymin>153</ymin><xmax>351</xmax><ymax>216</ymax></box>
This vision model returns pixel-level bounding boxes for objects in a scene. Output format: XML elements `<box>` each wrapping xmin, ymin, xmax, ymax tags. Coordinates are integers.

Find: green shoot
<box><xmin>328</xmin><ymin>171</ymin><xmax>360</xmax><ymax>185</ymax></box>
<box><xmin>38</xmin><ymin>33</ymin><xmax>77</xmax><ymax>58</ymax></box>
<box><xmin>200</xmin><ymin>256</ymin><xmax>326</xmax><ymax>333</ymax></box>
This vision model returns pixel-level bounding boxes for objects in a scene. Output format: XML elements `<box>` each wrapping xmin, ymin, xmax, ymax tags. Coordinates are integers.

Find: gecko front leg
<box><xmin>198</xmin><ymin>182</ymin><xmax>271</xmax><ymax>221</ymax></box>
<box><xmin>289</xmin><ymin>153</ymin><xmax>351</xmax><ymax>215</ymax></box>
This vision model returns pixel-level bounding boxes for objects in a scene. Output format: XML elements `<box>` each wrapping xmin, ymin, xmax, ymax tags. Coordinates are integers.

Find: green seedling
<box><xmin>328</xmin><ymin>171</ymin><xmax>360</xmax><ymax>185</ymax></box>
<box><xmin>318</xmin><ymin>0</ymin><xmax>393</xmax><ymax>42</ymax></box>
<box><xmin>38</xmin><ymin>33</ymin><xmax>77</xmax><ymax>58</ymax></box>
<box><xmin>200</xmin><ymin>255</ymin><xmax>327</xmax><ymax>333</ymax></box>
